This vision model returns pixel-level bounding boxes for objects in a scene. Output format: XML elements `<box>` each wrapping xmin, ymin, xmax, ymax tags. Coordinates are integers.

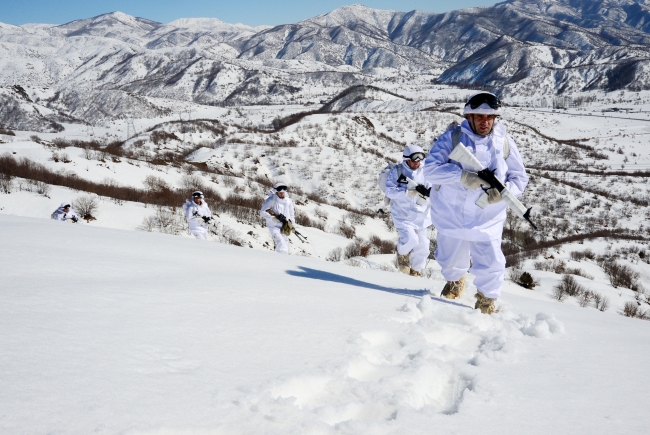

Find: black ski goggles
<box><xmin>63</xmin><ymin>204</ymin><xmax>71</xmax><ymax>208</ymax></box>
<box><xmin>466</xmin><ymin>93</ymin><xmax>502</xmax><ymax>110</ymax></box>
<box><xmin>404</xmin><ymin>152</ymin><xmax>425</xmax><ymax>162</ymax></box>
<box><xmin>275</xmin><ymin>185</ymin><xmax>288</xmax><ymax>192</ymax></box>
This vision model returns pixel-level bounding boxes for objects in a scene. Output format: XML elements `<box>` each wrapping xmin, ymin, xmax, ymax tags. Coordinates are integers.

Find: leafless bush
<box><xmin>219</xmin><ymin>224</ymin><xmax>244</xmax><ymax>246</ymax></box>
<box><xmin>553</xmin><ymin>275</ymin><xmax>586</xmax><ymax>301</ymax></box>
<box><xmin>344</xmin><ymin>239</ymin><xmax>372</xmax><ymax>259</ymax></box>
<box><xmin>622</xmin><ymin>302</ymin><xmax>649</xmax><ymax>319</ymax></box>
<box><xmin>180</xmin><ymin>174</ymin><xmax>204</xmax><ymax>192</ymax></box>
<box><xmin>314</xmin><ymin>207</ymin><xmax>328</xmax><ymax>220</ymax></box>
<box><xmin>570</xmin><ymin>249</ymin><xmax>595</xmax><ymax>261</ymax></box>
<box><xmin>155</xmin><ymin>206</ymin><xmax>185</xmax><ymax>235</ymax></box>
<box><xmin>346</xmin><ymin>212</ymin><xmax>366</xmax><ymax>225</ymax></box>
<box><xmin>599</xmin><ymin>260</ymin><xmax>641</xmax><ymax>291</ymax></box>
<box><xmin>0</xmin><ymin>174</ymin><xmax>14</xmax><ymax>193</ymax></box>
<box><xmin>577</xmin><ymin>290</ymin><xmax>593</xmax><ymax>307</ymax></box>
<box><xmin>552</xmin><ymin>285</ymin><xmax>569</xmax><ymax>302</ymax></box>
<box><xmin>326</xmin><ymin>247</ymin><xmax>343</xmax><ymax>262</ymax></box>
<box><xmin>143</xmin><ymin>175</ymin><xmax>171</xmax><ymax>192</ymax></box>
<box><xmin>60</xmin><ymin>152</ymin><xmax>71</xmax><ymax>163</ymax></box>
<box><xmin>294</xmin><ymin>211</ymin><xmax>326</xmax><ymax>231</ymax></box>
<box><xmin>336</xmin><ymin>221</ymin><xmax>356</xmax><ymax>239</ymax></box>
<box><xmin>222</xmin><ymin>175</ymin><xmax>237</xmax><ymax>188</ymax></box>
<box><xmin>368</xmin><ymin>234</ymin><xmax>397</xmax><ymax>255</ymax></box>
<box><xmin>141</xmin><ymin>216</ymin><xmax>156</xmax><ymax>232</ymax></box>
<box><xmin>72</xmin><ymin>195</ymin><xmax>99</xmax><ymax>220</ymax></box>
<box><xmin>35</xmin><ymin>181</ymin><xmax>50</xmax><ymax>197</ymax></box>
<box><xmin>592</xmin><ymin>292</ymin><xmax>610</xmax><ymax>312</ymax></box>
<box><xmin>82</xmin><ymin>147</ymin><xmax>94</xmax><ymax>160</ymax></box>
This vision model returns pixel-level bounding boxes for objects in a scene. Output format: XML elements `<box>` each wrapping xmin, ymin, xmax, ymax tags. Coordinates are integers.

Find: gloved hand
<box><xmin>281</xmin><ymin>220</ymin><xmax>294</xmax><ymax>236</ymax></box>
<box><xmin>202</xmin><ymin>216</ymin><xmax>211</xmax><ymax>223</ymax></box>
<box><xmin>486</xmin><ymin>188</ymin><xmax>503</xmax><ymax>204</ymax></box>
<box><xmin>277</xmin><ymin>213</ymin><xmax>288</xmax><ymax>224</ymax></box>
<box><xmin>71</xmin><ymin>216</ymin><xmax>79</xmax><ymax>223</ymax></box>
<box><xmin>460</xmin><ymin>170</ymin><xmax>483</xmax><ymax>190</ymax></box>
<box><xmin>415</xmin><ymin>184</ymin><xmax>431</xmax><ymax>198</ymax></box>
<box><xmin>397</xmin><ymin>174</ymin><xmax>407</xmax><ymax>184</ymax></box>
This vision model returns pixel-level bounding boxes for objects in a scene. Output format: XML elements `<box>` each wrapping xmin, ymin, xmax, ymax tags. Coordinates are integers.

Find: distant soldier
<box><xmin>384</xmin><ymin>145</ymin><xmax>432</xmax><ymax>277</ymax></box>
<box><xmin>51</xmin><ymin>203</ymin><xmax>79</xmax><ymax>223</ymax></box>
<box><xmin>260</xmin><ymin>183</ymin><xmax>295</xmax><ymax>254</ymax></box>
<box><xmin>182</xmin><ymin>191</ymin><xmax>213</xmax><ymax>240</ymax></box>
<box><xmin>424</xmin><ymin>92</ymin><xmax>529</xmax><ymax>314</ymax></box>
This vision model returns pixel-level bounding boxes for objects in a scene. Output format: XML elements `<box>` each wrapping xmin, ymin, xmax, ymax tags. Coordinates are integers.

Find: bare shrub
<box><xmin>35</xmin><ymin>181</ymin><xmax>50</xmax><ymax>197</ymax></box>
<box><xmin>60</xmin><ymin>152</ymin><xmax>71</xmax><ymax>163</ymax></box>
<box><xmin>599</xmin><ymin>260</ymin><xmax>641</xmax><ymax>290</ymax></box>
<box><xmin>141</xmin><ymin>216</ymin><xmax>156</xmax><ymax>232</ymax></box>
<box><xmin>368</xmin><ymin>234</ymin><xmax>396</xmax><ymax>255</ymax></box>
<box><xmin>570</xmin><ymin>249</ymin><xmax>595</xmax><ymax>261</ymax></box>
<box><xmin>0</xmin><ymin>174</ymin><xmax>14</xmax><ymax>193</ymax></box>
<box><xmin>219</xmin><ymin>224</ymin><xmax>243</xmax><ymax>246</ymax></box>
<box><xmin>336</xmin><ymin>221</ymin><xmax>356</xmax><ymax>239</ymax></box>
<box><xmin>552</xmin><ymin>285</ymin><xmax>569</xmax><ymax>302</ymax></box>
<box><xmin>180</xmin><ymin>173</ymin><xmax>204</xmax><ymax>192</ymax></box>
<box><xmin>577</xmin><ymin>290</ymin><xmax>593</xmax><ymax>307</ymax></box>
<box><xmin>155</xmin><ymin>206</ymin><xmax>185</xmax><ymax>235</ymax></box>
<box><xmin>623</xmin><ymin>301</ymin><xmax>640</xmax><ymax>318</ymax></box>
<box><xmin>294</xmin><ymin>211</ymin><xmax>326</xmax><ymax>231</ymax></box>
<box><xmin>346</xmin><ymin>212</ymin><xmax>366</xmax><ymax>225</ymax></box>
<box><xmin>592</xmin><ymin>292</ymin><xmax>610</xmax><ymax>312</ymax></box>
<box><xmin>222</xmin><ymin>175</ymin><xmax>237</xmax><ymax>188</ymax></box>
<box><xmin>314</xmin><ymin>207</ymin><xmax>328</xmax><ymax>220</ymax></box>
<box><xmin>344</xmin><ymin>239</ymin><xmax>372</xmax><ymax>259</ymax></box>
<box><xmin>82</xmin><ymin>147</ymin><xmax>94</xmax><ymax>160</ymax></box>
<box><xmin>326</xmin><ymin>247</ymin><xmax>343</xmax><ymax>262</ymax></box>
<box><xmin>143</xmin><ymin>175</ymin><xmax>171</xmax><ymax>192</ymax></box>
<box><xmin>72</xmin><ymin>195</ymin><xmax>99</xmax><ymax>220</ymax></box>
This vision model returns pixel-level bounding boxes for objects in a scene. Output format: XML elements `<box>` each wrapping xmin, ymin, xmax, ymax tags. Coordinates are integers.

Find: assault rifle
<box><xmin>397</xmin><ymin>174</ymin><xmax>430</xmax><ymax>206</ymax></box>
<box><xmin>448</xmin><ymin>143</ymin><xmax>537</xmax><ymax>230</ymax></box>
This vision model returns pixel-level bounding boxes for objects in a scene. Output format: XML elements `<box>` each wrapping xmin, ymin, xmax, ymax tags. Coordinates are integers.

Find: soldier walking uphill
<box><xmin>183</xmin><ymin>190</ymin><xmax>213</xmax><ymax>240</ymax></box>
<box><xmin>260</xmin><ymin>183</ymin><xmax>295</xmax><ymax>254</ymax></box>
<box><xmin>51</xmin><ymin>202</ymin><xmax>80</xmax><ymax>223</ymax></box>
<box><xmin>385</xmin><ymin>145</ymin><xmax>433</xmax><ymax>277</ymax></box>
<box><xmin>423</xmin><ymin>92</ymin><xmax>529</xmax><ymax>314</ymax></box>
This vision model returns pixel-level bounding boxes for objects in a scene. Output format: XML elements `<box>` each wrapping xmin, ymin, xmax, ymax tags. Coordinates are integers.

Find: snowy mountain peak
<box><xmin>304</xmin><ymin>4</ymin><xmax>397</xmax><ymax>30</ymax></box>
<box><xmin>56</xmin><ymin>11</ymin><xmax>162</xmax><ymax>38</ymax></box>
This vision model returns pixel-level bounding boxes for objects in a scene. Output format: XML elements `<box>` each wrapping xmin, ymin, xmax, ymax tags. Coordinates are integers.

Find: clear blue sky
<box><xmin>1</xmin><ymin>0</ymin><xmax>501</xmax><ymax>27</ymax></box>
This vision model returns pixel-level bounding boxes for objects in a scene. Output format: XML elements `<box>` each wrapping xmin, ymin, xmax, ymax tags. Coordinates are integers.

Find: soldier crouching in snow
<box><xmin>182</xmin><ymin>190</ymin><xmax>213</xmax><ymax>240</ymax></box>
<box><xmin>385</xmin><ymin>145</ymin><xmax>433</xmax><ymax>277</ymax></box>
<box><xmin>51</xmin><ymin>202</ymin><xmax>79</xmax><ymax>223</ymax></box>
<box><xmin>423</xmin><ymin>92</ymin><xmax>529</xmax><ymax>314</ymax></box>
<box><xmin>260</xmin><ymin>183</ymin><xmax>295</xmax><ymax>254</ymax></box>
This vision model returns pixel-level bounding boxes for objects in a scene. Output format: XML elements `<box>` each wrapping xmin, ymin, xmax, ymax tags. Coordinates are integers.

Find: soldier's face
<box><xmin>193</xmin><ymin>197</ymin><xmax>202</xmax><ymax>205</ymax></box>
<box><xmin>469</xmin><ymin>114</ymin><xmax>496</xmax><ymax>136</ymax></box>
<box><xmin>406</xmin><ymin>159</ymin><xmax>420</xmax><ymax>170</ymax></box>
<box><xmin>276</xmin><ymin>191</ymin><xmax>285</xmax><ymax>199</ymax></box>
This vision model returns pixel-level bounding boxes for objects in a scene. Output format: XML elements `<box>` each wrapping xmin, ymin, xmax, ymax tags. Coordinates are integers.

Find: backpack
<box><xmin>378</xmin><ymin>163</ymin><xmax>403</xmax><ymax>206</ymax></box>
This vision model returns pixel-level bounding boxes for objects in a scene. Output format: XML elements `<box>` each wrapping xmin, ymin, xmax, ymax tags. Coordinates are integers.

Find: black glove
<box><xmin>415</xmin><ymin>184</ymin><xmax>431</xmax><ymax>198</ymax></box>
<box><xmin>202</xmin><ymin>216</ymin><xmax>211</xmax><ymax>224</ymax></box>
<box><xmin>397</xmin><ymin>174</ymin><xmax>407</xmax><ymax>184</ymax></box>
<box><xmin>72</xmin><ymin>216</ymin><xmax>79</xmax><ymax>223</ymax></box>
<box><xmin>277</xmin><ymin>214</ymin><xmax>288</xmax><ymax>224</ymax></box>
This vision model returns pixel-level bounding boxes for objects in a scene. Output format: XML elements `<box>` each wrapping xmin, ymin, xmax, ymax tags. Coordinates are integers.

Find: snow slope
<box><xmin>1</xmin><ymin>214</ymin><xmax>648</xmax><ymax>434</ymax></box>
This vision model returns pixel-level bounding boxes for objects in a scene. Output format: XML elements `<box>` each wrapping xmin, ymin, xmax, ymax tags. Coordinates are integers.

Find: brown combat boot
<box><xmin>409</xmin><ymin>268</ymin><xmax>423</xmax><ymax>277</ymax></box>
<box><xmin>397</xmin><ymin>253</ymin><xmax>411</xmax><ymax>274</ymax></box>
<box><xmin>475</xmin><ymin>291</ymin><xmax>496</xmax><ymax>314</ymax></box>
<box><xmin>440</xmin><ymin>276</ymin><xmax>466</xmax><ymax>299</ymax></box>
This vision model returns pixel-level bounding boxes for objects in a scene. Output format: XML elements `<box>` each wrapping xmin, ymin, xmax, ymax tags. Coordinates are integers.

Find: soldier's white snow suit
<box><xmin>385</xmin><ymin>161</ymin><xmax>433</xmax><ymax>272</ymax></box>
<box><xmin>260</xmin><ymin>192</ymin><xmax>295</xmax><ymax>254</ymax></box>
<box><xmin>183</xmin><ymin>199</ymin><xmax>212</xmax><ymax>240</ymax></box>
<box><xmin>51</xmin><ymin>203</ymin><xmax>80</xmax><ymax>222</ymax></box>
<box><xmin>424</xmin><ymin>120</ymin><xmax>529</xmax><ymax>298</ymax></box>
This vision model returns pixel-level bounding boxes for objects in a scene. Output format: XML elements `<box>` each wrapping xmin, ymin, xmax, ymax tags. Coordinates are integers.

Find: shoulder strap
<box><xmin>396</xmin><ymin>164</ymin><xmax>402</xmax><ymax>177</ymax></box>
<box><xmin>503</xmin><ymin>136</ymin><xmax>510</xmax><ymax>160</ymax></box>
<box><xmin>451</xmin><ymin>126</ymin><xmax>462</xmax><ymax>148</ymax></box>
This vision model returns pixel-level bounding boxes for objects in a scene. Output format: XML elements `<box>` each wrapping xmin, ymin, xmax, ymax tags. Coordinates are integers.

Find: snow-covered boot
<box><xmin>409</xmin><ymin>268</ymin><xmax>422</xmax><ymax>277</ymax></box>
<box><xmin>440</xmin><ymin>276</ymin><xmax>466</xmax><ymax>299</ymax></box>
<box><xmin>475</xmin><ymin>291</ymin><xmax>496</xmax><ymax>314</ymax></box>
<box><xmin>397</xmin><ymin>253</ymin><xmax>411</xmax><ymax>274</ymax></box>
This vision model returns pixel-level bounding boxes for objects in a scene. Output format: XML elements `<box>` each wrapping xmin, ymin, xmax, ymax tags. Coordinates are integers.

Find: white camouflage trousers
<box><xmin>396</xmin><ymin>226</ymin><xmax>430</xmax><ymax>272</ymax></box>
<box><xmin>190</xmin><ymin>228</ymin><xmax>209</xmax><ymax>240</ymax></box>
<box><xmin>269</xmin><ymin>226</ymin><xmax>289</xmax><ymax>254</ymax></box>
<box><xmin>435</xmin><ymin>234</ymin><xmax>505</xmax><ymax>299</ymax></box>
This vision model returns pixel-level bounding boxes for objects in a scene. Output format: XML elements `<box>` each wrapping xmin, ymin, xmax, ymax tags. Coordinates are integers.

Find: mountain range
<box><xmin>1</xmin><ymin>0</ymin><xmax>650</xmax><ymax>127</ymax></box>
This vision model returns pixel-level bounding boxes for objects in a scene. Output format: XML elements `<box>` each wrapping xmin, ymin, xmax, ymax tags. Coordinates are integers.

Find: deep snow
<box><xmin>1</xmin><ymin>214</ymin><xmax>648</xmax><ymax>434</ymax></box>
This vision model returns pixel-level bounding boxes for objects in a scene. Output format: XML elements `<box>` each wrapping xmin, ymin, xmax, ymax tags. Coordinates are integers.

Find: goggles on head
<box><xmin>466</xmin><ymin>93</ymin><xmax>502</xmax><ymax>110</ymax></box>
<box><xmin>63</xmin><ymin>204</ymin><xmax>71</xmax><ymax>208</ymax></box>
<box><xmin>275</xmin><ymin>185</ymin><xmax>288</xmax><ymax>192</ymax></box>
<box><xmin>192</xmin><ymin>192</ymin><xmax>204</xmax><ymax>199</ymax></box>
<box><xmin>404</xmin><ymin>152</ymin><xmax>425</xmax><ymax>162</ymax></box>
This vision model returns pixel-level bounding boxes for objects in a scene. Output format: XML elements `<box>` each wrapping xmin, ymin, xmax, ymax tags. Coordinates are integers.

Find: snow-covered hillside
<box><xmin>1</xmin><ymin>214</ymin><xmax>648</xmax><ymax>434</ymax></box>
